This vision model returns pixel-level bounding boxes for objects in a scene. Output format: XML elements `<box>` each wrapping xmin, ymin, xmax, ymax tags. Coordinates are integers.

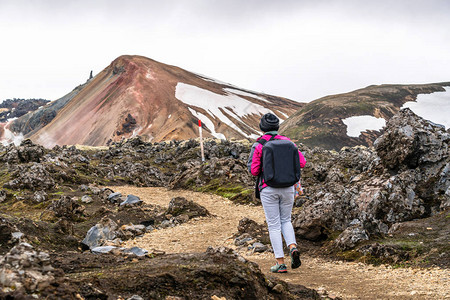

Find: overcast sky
<box><xmin>0</xmin><ymin>0</ymin><xmax>449</xmax><ymax>102</ymax></box>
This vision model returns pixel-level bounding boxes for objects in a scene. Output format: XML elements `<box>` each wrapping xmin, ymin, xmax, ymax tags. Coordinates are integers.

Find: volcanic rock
<box><xmin>81</xmin><ymin>195</ymin><xmax>93</xmax><ymax>204</ymax></box>
<box><xmin>4</xmin><ymin>163</ymin><xmax>55</xmax><ymax>191</ymax></box>
<box><xmin>334</xmin><ymin>225</ymin><xmax>370</xmax><ymax>250</ymax></box>
<box><xmin>120</xmin><ymin>194</ymin><xmax>143</xmax><ymax>207</ymax></box>
<box><xmin>121</xmin><ymin>224</ymin><xmax>147</xmax><ymax>238</ymax></box>
<box><xmin>0</xmin><ymin>217</ymin><xmax>21</xmax><ymax>251</ymax></box>
<box><xmin>0</xmin><ymin>243</ymin><xmax>56</xmax><ymax>293</ymax></box>
<box><xmin>166</xmin><ymin>197</ymin><xmax>210</xmax><ymax>219</ymax></box>
<box><xmin>374</xmin><ymin>108</ymin><xmax>449</xmax><ymax>169</ymax></box>
<box><xmin>293</xmin><ymin>109</ymin><xmax>450</xmax><ymax>249</ymax></box>
<box><xmin>81</xmin><ymin>217</ymin><xmax>125</xmax><ymax>250</ymax></box>
<box><xmin>107</xmin><ymin>192</ymin><xmax>122</xmax><ymax>203</ymax></box>
<box><xmin>33</xmin><ymin>190</ymin><xmax>48</xmax><ymax>203</ymax></box>
<box><xmin>48</xmin><ymin>249</ymin><xmax>319</xmax><ymax>299</ymax></box>
<box><xmin>358</xmin><ymin>243</ymin><xmax>409</xmax><ymax>263</ymax></box>
<box><xmin>0</xmin><ymin>98</ymin><xmax>49</xmax><ymax>122</ymax></box>
<box><xmin>41</xmin><ymin>196</ymin><xmax>85</xmax><ymax>222</ymax></box>
<box><xmin>234</xmin><ymin>218</ymin><xmax>271</xmax><ymax>250</ymax></box>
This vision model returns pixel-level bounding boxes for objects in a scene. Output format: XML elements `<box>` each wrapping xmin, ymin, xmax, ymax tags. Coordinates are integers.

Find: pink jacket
<box><xmin>248</xmin><ymin>134</ymin><xmax>306</xmax><ymax>190</ymax></box>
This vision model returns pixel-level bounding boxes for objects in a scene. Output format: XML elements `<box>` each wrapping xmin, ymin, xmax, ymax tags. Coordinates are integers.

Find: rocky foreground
<box><xmin>0</xmin><ymin>108</ymin><xmax>448</xmax><ymax>299</ymax></box>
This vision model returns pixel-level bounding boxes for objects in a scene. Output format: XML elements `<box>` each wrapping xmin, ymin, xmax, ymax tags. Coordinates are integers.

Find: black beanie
<box><xmin>259</xmin><ymin>113</ymin><xmax>280</xmax><ymax>132</ymax></box>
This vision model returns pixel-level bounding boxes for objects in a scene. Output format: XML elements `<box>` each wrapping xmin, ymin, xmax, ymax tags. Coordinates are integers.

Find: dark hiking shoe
<box><xmin>270</xmin><ymin>263</ymin><xmax>287</xmax><ymax>273</ymax></box>
<box><xmin>290</xmin><ymin>247</ymin><xmax>301</xmax><ymax>269</ymax></box>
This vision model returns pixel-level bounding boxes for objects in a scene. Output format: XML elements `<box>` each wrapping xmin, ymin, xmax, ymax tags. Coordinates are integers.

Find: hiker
<box><xmin>247</xmin><ymin>113</ymin><xmax>306</xmax><ymax>273</ymax></box>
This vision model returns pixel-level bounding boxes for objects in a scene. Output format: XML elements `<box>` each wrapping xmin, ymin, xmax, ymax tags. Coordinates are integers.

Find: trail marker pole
<box><xmin>198</xmin><ymin>120</ymin><xmax>205</xmax><ymax>162</ymax></box>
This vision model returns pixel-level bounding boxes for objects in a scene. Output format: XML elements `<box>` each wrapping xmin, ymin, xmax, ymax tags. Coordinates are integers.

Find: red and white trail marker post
<box><xmin>198</xmin><ymin>120</ymin><xmax>205</xmax><ymax>162</ymax></box>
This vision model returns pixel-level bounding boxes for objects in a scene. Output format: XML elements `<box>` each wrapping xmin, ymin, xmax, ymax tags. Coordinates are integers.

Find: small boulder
<box><xmin>120</xmin><ymin>194</ymin><xmax>143</xmax><ymax>206</ymax></box>
<box><xmin>41</xmin><ymin>196</ymin><xmax>85</xmax><ymax>222</ymax></box>
<box><xmin>252</xmin><ymin>242</ymin><xmax>268</xmax><ymax>253</ymax></box>
<box><xmin>166</xmin><ymin>197</ymin><xmax>210</xmax><ymax>219</ymax></box>
<box><xmin>121</xmin><ymin>224</ymin><xmax>147</xmax><ymax>238</ymax></box>
<box><xmin>108</xmin><ymin>192</ymin><xmax>122</xmax><ymax>204</ymax></box>
<box><xmin>81</xmin><ymin>195</ymin><xmax>93</xmax><ymax>204</ymax></box>
<box><xmin>33</xmin><ymin>190</ymin><xmax>48</xmax><ymax>203</ymax></box>
<box><xmin>81</xmin><ymin>217</ymin><xmax>124</xmax><ymax>250</ymax></box>
<box><xmin>234</xmin><ymin>234</ymin><xmax>253</xmax><ymax>246</ymax></box>
<box><xmin>91</xmin><ymin>245</ymin><xmax>117</xmax><ymax>254</ymax></box>
<box><xmin>122</xmin><ymin>246</ymin><xmax>148</xmax><ymax>257</ymax></box>
<box><xmin>334</xmin><ymin>225</ymin><xmax>369</xmax><ymax>250</ymax></box>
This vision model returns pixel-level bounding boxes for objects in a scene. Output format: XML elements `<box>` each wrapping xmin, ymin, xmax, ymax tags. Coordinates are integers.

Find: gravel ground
<box><xmin>114</xmin><ymin>186</ymin><xmax>449</xmax><ymax>300</ymax></box>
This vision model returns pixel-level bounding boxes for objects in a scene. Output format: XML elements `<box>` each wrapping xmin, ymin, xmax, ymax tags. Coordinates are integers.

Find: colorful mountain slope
<box><xmin>4</xmin><ymin>55</ymin><xmax>303</xmax><ymax>147</ymax></box>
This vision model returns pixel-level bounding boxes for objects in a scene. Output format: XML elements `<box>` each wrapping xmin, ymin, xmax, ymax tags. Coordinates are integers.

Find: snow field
<box><xmin>176</xmin><ymin>83</ymin><xmax>279</xmax><ymax>139</ymax></box>
<box><xmin>401</xmin><ymin>88</ymin><xmax>450</xmax><ymax>129</ymax></box>
<box><xmin>342</xmin><ymin>115</ymin><xmax>386</xmax><ymax>137</ymax></box>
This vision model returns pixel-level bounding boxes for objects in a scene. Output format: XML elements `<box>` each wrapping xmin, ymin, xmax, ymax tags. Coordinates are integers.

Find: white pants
<box><xmin>260</xmin><ymin>186</ymin><xmax>297</xmax><ymax>258</ymax></box>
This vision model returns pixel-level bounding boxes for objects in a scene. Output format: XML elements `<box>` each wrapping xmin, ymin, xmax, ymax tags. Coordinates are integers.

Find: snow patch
<box><xmin>176</xmin><ymin>83</ymin><xmax>275</xmax><ymax>138</ymax></box>
<box><xmin>1</xmin><ymin>128</ymin><xmax>24</xmax><ymax>146</ymax></box>
<box><xmin>342</xmin><ymin>115</ymin><xmax>386</xmax><ymax>137</ymax></box>
<box><xmin>401</xmin><ymin>88</ymin><xmax>450</xmax><ymax>128</ymax></box>
<box><xmin>188</xmin><ymin>108</ymin><xmax>226</xmax><ymax>140</ymax></box>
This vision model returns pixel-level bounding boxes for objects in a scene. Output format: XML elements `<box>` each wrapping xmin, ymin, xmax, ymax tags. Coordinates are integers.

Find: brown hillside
<box><xmin>280</xmin><ymin>82</ymin><xmax>450</xmax><ymax>150</ymax></box>
<box><xmin>26</xmin><ymin>55</ymin><xmax>302</xmax><ymax>147</ymax></box>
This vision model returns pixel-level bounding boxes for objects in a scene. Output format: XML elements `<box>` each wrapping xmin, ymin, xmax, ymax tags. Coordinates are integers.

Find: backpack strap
<box><xmin>257</xmin><ymin>134</ymin><xmax>277</xmax><ymax>146</ymax></box>
<box><xmin>255</xmin><ymin>134</ymin><xmax>277</xmax><ymax>188</ymax></box>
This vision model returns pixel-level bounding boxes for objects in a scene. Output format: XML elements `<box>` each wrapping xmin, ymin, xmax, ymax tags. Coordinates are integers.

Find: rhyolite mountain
<box><xmin>280</xmin><ymin>82</ymin><xmax>450</xmax><ymax>150</ymax></box>
<box><xmin>4</xmin><ymin>55</ymin><xmax>303</xmax><ymax>147</ymax></box>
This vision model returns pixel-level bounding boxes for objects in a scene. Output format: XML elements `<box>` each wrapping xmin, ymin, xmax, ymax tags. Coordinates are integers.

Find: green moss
<box><xmin>380</xmin><ymin>240</ymin><xmax>425</xmax><ymax>253</ymax></box>
<box><xmin>0</xmin><ymin>169</ymin><xmax>11</xmax><ymax>186</ymax></box>
<box><xmin>184</xmin><ymin>178</ymin><xmax>196</xmax><ymax>188</ymax></box>
<box><xmin>33</xmin><ymin>202</ymin><xmax>49</xmax><ymax>209</ymax></box>
<box><xmin>193</xmin><ymin>178</ymin><xmax>248</xmax><ymax>200</ymax></box>
<box><xmin>337</xmin><ymin>250</ymin><xmax>361</xmax><ymax>261</ymax></box>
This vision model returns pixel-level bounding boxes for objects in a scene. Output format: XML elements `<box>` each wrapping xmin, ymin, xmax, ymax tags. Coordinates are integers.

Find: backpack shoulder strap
<box><xmin>257</xmin><ymin>139</ymin><xmax>267</xmax><ymax>146</ymax></box>
<box><xmin>257</xmin><ymin>134</ymin><xmax>277</xmax><ymax>146</ymax></box>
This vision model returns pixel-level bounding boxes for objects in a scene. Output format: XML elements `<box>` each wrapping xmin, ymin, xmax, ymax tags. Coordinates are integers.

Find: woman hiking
<box><xmin>247</xmin><ymin>113</ymin><xmax>306</xmax><ymax>273</ymax></box>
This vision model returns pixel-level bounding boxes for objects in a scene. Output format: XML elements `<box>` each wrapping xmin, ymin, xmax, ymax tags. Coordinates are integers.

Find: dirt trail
<box><xmin>116</xmin><ymin>186</ymin><xmax>449</xmax><ymax>300</ymax></box>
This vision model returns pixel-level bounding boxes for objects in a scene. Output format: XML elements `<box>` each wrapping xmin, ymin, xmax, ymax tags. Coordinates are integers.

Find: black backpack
<box><xmin>258</xmin><ymin>135</ymin><xmax>301</xmax><ymax>188</ymax></box>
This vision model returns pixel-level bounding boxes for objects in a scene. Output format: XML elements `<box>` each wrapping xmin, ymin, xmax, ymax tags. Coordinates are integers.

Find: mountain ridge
<box><xmin>3</xmin><ymin>55</ymin><xmax>303</xmax><ymax>147</ymax></box>
<box><xmin>280</xmin><ymin>82</ymin><xmax>450</xmax><ymax>150</ymax></box>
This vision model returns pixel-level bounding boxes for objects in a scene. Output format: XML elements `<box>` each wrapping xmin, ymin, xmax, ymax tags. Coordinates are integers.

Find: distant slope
<box><xmin>0</xmin><ymin>98</ymin><xmax>50</xmax><ymax>123</ymax></box>
<box><xmin>9</xmin><ymin>83</ymin><xmax>88</xmax><ymax>136</ymax></box>
<box><xmin>4</xmin><ymin>55</ymin><xmax>303</xmax><ymax>147</ymax></box>
<box><xmin>280</xmin><ymin>83</ymin><xmax>450</xmax><ymax>150</ymax></box>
